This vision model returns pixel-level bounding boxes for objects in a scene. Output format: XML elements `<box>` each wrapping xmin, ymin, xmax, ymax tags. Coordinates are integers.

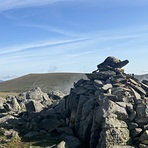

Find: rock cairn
<box><xmin>0</xmin><ymin>56</ymin><xmax>148</xmax><ymax>148</ymax></box>
<box><xmin>63</xmin><ymin>56</ymin><xmax>148</xmax><ymax>148</ymax></box>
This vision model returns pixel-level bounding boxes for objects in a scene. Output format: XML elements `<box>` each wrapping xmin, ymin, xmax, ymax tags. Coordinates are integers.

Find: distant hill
<box><xmin>0</xmin><ymin>73</ymin><xmax>88</xmax><ymax>93</ymax></box>
<box><xmin>135</xmin><ymin>74</ymin><xmax>148</xmax><ymax>81</ymax></box>
<box><xmin>0</xmin><ymin>72</ymin><xmax>147</xmax><ymax>94</ymax></box>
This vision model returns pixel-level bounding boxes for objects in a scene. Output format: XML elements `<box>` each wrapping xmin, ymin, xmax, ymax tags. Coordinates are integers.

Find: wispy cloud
<box><xmin>18</xmin><ymin>23</ymin><xmax>81</xmax><ymax>37</ymax></box>
<box><xmin>1</xmin><ymin>24</ymin><xmax>148</xmax><ymax>61</ymax></box>
<box><xmin>0</xmin><ymin>37</ymin><xmax>88</xmax><ymax>55</ymax></box>
<box><xmin>0</xmin><ymin>0</ymin><xmax>148</xmax><ymax>12</ymax></box>
<box><xmin>0</xmin><ymin>0</ymin><xmax>74</xmax><ymax>11</ymax></box>
<box><xmin>66</xmin><ymin>51</ymin><xmax>96</xmax><ymax>57</ymax></box>
<box><xmin>80</xmin><ymin>0</ymin><xmax>148</xmax><ymax>7</ymax></box>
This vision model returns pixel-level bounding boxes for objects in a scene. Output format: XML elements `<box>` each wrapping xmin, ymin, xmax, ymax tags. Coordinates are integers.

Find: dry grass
<box><xmin>0</xmin><ymin>92</ymin><xmax>18</xmax><ymax>98</ymax></box>
<box><xmin>0</xmin><ymin>73</ymin><xmax>87</xmax><ymax>94</ymax></box>
<box><xmin>4</xmin><ymin>137</ymin><xmax>30</xmax><ymax>148</ymax></box>
<box><xmin>0</xmin><ymin>130</ymin><xmax>58</xmax><ymax>148</ymax></box>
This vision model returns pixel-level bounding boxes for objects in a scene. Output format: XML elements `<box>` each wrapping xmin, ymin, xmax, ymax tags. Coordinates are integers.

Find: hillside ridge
<box><xmin>0</xmin><ymin>73</ymin><xmax>88</xmax><ymax>93</ymax></box>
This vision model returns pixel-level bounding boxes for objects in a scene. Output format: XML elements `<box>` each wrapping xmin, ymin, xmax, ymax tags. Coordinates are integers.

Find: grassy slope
<box><xmin>0</xmin><ymin>73</ymin><xmax>87</xmax><ymax>94</ymax></box>
<box><xmin>0</xmin><ymin>72</ymin><xmax>147</xmax><ymax>95</ymax></box>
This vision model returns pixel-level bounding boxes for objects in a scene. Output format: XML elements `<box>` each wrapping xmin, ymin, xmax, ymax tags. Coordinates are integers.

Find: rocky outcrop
<box><xmin>0</xmin><ymin>88</ymin><xmax>66</xmax><ymax>147</ymax></box>
<box><xmin>0</xmin><ymin>56</ymin><xmax>148</xmax><ymax>148</ymax></box>
<box><xmin>62</xmin><ymin>57</ymin><xmax>148</xmax><ymax>148</ymax></box>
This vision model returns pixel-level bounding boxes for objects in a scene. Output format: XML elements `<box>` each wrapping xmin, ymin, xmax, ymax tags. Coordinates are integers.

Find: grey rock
<box><xmin>135</xmin><ymin>103</ymin><xmax>148</xmax><ymax>124</ymax></box>
<box><xmin>97</xmin><ymin>56</ymin><xmax>129</xmax><ymax>69</ymax></box>
<box><xmin>71</xmin><ymin>87</ymin><xmax>85</xmax><ymax>94</ymax></box>
<box><xmin>0</xmin><ymin>97</ymin><xmax>6</xmax><ymax>105</ymax></box>
<box><xmin>130</xmin><ymin>128</ymin><xmax>143</xmax><ymax>137</ymax></box>
<box><xmin>84</xmin><ymin>84</ymin><xmax>96</xmax><ymax>90</ymax></box>
<box><xmin>0</xmin><ymin>98</ymin><xmax>7</xmax><ymax>113</ymax></box>
<box><xmin>26</xmin><ymin>87</ymin><xmax>49</xmax><ymax>101</ymax></box>
<box><xmin>0</xmin><ymin>106</ymin><xmax>6</xmax><ymax>113</ymax></box>
<box><xmin>76</xmin><ymin>88</ymin><xmax>88</xmax><ymax>95</ymax></box>
<box><xmin>57</xmin><ymin>141</ymin><xmax>67</xmax><ymax>148</ymax></box>
<box><xmin>11</xmin><ymin>97</ymin><xmax>21</xmax><ymax>112</ymax></box>
<box><xmin>141</xmin><ymin>82</ymin><xmax>148</xmax><ymax>93</ymax></box>
<box><xmin>74</xmin><ymin>95</ymin><xmax>95</xmax><ymax>142</ymax></box>
<box><xmin>126</xmin><ymin>103</ymin><xmax>136</xmax><ymax>121</ymax></box>
<box><xmin>25</xmin><ymin>100</ymin><xmax>44</xmax><ymax>112</ymax></box>
<box><xmin>102</xmin><ymin>83</ymin><xmax>112</xmax><ymax>91</ymax></box>
<box><xmin>86</xmin><ymin>70</ymin><xmax>116</xmax><ymax>80</ymax></box>
<box><xmin>112</xmin><ymin>146</ymin><xmax>135</xmax><ymax>148</ymax></box>
<box><xmin>115</xmin><ymin>103</ymin><xmax>128</xmax><ymax>120</ymax></box>
<box><xmin>139</xmin><ymin>143</ymin><xmax>148</xmax><ymax>148</ymax></box>
<box><xmin>139</xmin><ymin>130</ymin><xmax>148</xmax><ymax>141</ymax></box>
<box><xmin>128</xmin><ymin>78</ymin><xmax>139</xmax><ymax>85</ymax></box>
<box><xmin>39</xmin><ymin>119</ymin><xmax>61</xmax><ymax>132</ymax></box>
<box><xmin>60</xmin><ymin>134</ymin><xmax>82</xmax><ymax>148</ymax></box>
<box><xmin>128</xmin><ymin>122</ymin><xmax>139</xmax><ymax>130</ymax></box>
<box><xmin>94</xmin><ymin>80</ymin><xmax>104</xmax><ymax>87</ymax></box>
<box><xmin>111</xmin><ymin>87</ymin><xmax>132</xmax><ymax>102</ymax></box>
<box><xmin>101</xmin><ymin>94</ymin><xmax>118</xmax><ymax>102</ymax></box>
<box><xmin>128</xmin><ymin>82</ymin><xmax>146</xmax><ymax>96</ymax></box>
<box><xmin>56</xmin><ymin>127</ymin><xmax>74</xmax><ymax>136</ymax></box>
<box><xmin>97</xmin><ymin>117</ymin><xmax>130</xmax><ymax>148</ymax></box>
<box><xmin>3</xmin><ymin>103</ymin><xmax>12</xmax><ymax>111</ymax></box>
<box><xmin>144</xmin><ymin>124</ymin><xmax>148</xmax><ymax>130</ymax></box>
<box><xmin>23</xmin><ymin>131</ymin><xmax>39</xmax><ymax>139</ymax></box>
<box><xmin>130</xmin><ymin>88</ymin><xmax>142</xmax><ymax>104</ymax></box>
<box><xmin>74</xmin><ymin>79</ymin><xmax>87</xmax><ymax>87</ymax></box>
<box><xmin>19</xmin><ymin>102</ymin><xmax>26</xmax><ymax>111</ymax></box>
<box><xmin>4</xmin><ymin>129</ymin><xmax>19</xmax><ymax>139</ymax></box>
<box><xmin>48</xmin><ymin>90</ymin><xmax>66</xmax><ymax>100</ymax></box>
<box><xmin>0</xmin><ymin>115</ymin><xmax>15</xmax><ymax>124</ymax></box>
<box><xmin>142</xmin><ymin>79</ymin><xmax>148</xmax><ymax>85</ymax></box>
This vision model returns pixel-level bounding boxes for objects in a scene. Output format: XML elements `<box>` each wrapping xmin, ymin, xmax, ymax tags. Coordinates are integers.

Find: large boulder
<box><xmin>26</xmin><ymin>87</ymin><xmax>49</xmax><ymax>101</ymax></box>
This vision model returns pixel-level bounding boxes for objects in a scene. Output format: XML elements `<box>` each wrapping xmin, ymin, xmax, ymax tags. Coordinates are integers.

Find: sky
<box><xmin>0</xmin><ymin>0</ymin><xmax>148</xmax><ymax>80</ymax></box>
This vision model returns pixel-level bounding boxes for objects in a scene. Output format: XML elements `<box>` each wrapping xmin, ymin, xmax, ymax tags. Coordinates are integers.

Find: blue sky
<box><xmin>0</xmin><ymin>0</ymin><xmax>148</xmax><ymax>80</ymax></box>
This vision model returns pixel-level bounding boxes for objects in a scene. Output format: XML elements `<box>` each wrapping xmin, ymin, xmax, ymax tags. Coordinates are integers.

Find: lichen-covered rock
<box><xmin>97</xmin><ymin>119</ymin><xmax>130</xmax><ymax>148</ymax></box>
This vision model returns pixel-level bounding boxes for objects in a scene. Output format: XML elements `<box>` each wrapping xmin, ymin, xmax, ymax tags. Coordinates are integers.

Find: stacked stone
<box><xmin>64</xmin><ymin>57</ymin><xmax>148</xmax><ymax>148</ymax></box>
<box><xmin>0</xmin><ymin>57</ymin><xmax>148</xmax><ymax>148</ymax></box>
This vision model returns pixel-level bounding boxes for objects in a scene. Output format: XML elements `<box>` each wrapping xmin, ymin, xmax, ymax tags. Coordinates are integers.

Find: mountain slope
<box><xmin>135</xmin><ymin>74</ymin><xmax>148</xmax><ymax>81</ymax></box>
<box><xmin>0</xmin><ymin>73</ymin><xmax>87</xmax><ymax>93</ymax></box>
<box><xmin>0</xmin><ymin>72</ymin><xmax>147</xmax><ymax>94</ymax></box>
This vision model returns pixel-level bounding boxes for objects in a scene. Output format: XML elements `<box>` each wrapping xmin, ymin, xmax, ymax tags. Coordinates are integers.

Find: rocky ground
<box><xmin>0</xmin><ymin>56</ymin><xmax>148</xmax><ymax>148</ymax></box>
